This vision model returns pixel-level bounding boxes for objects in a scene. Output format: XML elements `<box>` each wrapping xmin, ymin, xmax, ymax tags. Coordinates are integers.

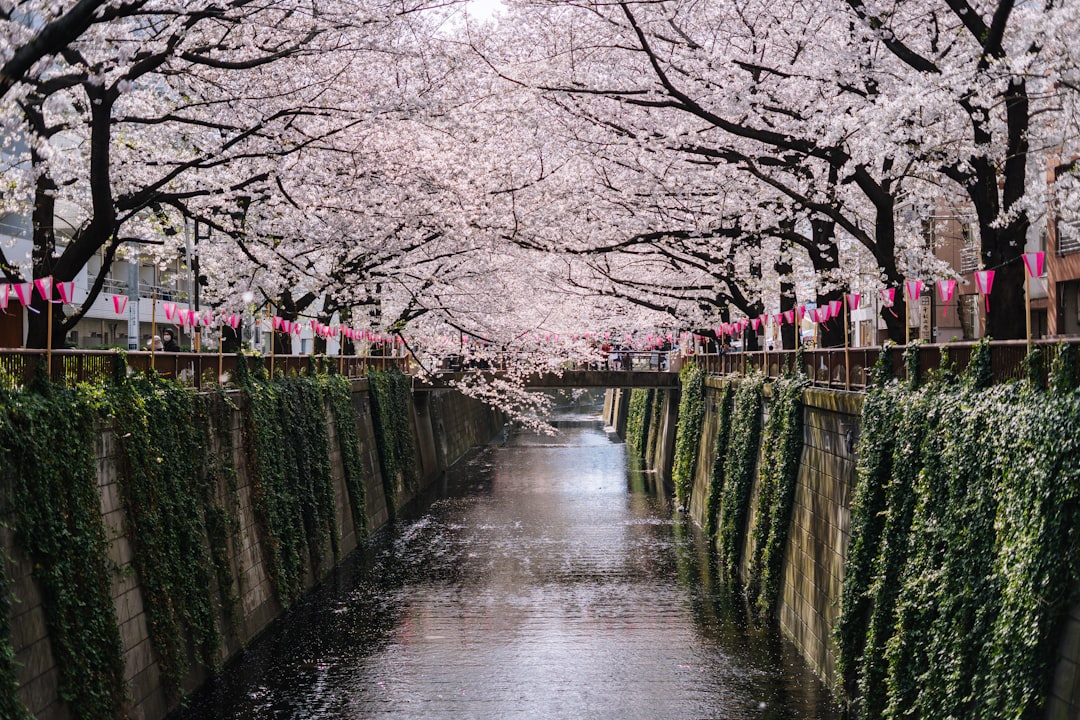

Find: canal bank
<box><xmin>608</xmin><ymin>358</ymin><xmax>1080</xmax><ymax>719</ymax></box>
<box><xmin>2</xmin><ymin>372</ymin><xmax>502</xmax><ymax>720</ymax></box>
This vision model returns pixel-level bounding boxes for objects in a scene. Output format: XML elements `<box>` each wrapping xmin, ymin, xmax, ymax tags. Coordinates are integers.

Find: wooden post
<box><xmin>905</xmin><ymin>292</ymin><xmax>911</xmax><ymax>348</ymax></box>
<box><xmin>150</xmin><ymin>294</ymin><xmax>157</xmax><ymax>371</ymax></box>
<box><xmin>217</xmin><ymin>319</ymin><xmax>224</xmax><ymax>383</ymax></box>
<box><xmin>1025</xmin><ymin>270</ymin><xmax>1032</xmax><ymax>345</ymax></box>
<box><xmin>268</xmin><ymin>308</ymin><xmax>275</xmax><ymax>377</ymax></box>
<box><xmin>843</xmin><ymin>299</ymin><xmax>851</xmax><ymax>391</ymax></box>
<box><xmin>45</xmin><ymin>284</ymin><xmax>53</xmax><ymax>379</ymax></box>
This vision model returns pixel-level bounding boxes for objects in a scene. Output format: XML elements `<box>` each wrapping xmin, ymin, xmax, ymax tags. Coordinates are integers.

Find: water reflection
<box><xmin>173</xmin><ymin>413</ymin><xmax>841</xmax><ymax>720</ymax></box>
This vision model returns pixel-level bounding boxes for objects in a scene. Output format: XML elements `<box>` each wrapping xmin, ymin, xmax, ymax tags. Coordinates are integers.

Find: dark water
<box><xmin>174</xmin><ymin>412</ymin><xmax>842</xmax><ymax>720</ymax></box>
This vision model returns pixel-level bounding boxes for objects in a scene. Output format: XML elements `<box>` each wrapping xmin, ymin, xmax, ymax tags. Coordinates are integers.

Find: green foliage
<box><xmin>0</xmin><ymin>550</ymin><xmax>31</xmax><ymax>720</ymax></box>
<box><xmin>105</xmin><ymin>374</ymin><xmax>224</xmax><ymax>700</ymax></box>
<box><xmin>239</xmin><ymin>374</ymin><xmax>340</xmax><ymax>606</ymax></box>
<box><xmin>0</xmin><ymin>359</ymin><xmax>375</xmax><ymax>717</ymax></box>
<box><xmin>717</xmin><ymin>376</ymin><xmax>764</xmax><ymax>575</ymax></box>
<box><xmin>645</xmin><ymin>388</ymin><xmax>665</xmax><ymax>461</ymax></box>
<box><xmin>965</xmin><ymin>337</ymin><xmax>993</xmax><ymax>390</ymax></box>
<box><xmin>672</xmin><ymin>364</ymin><xmax>706</xmax><ymax>506</ymax></box>
<box><xmin>1051</xmin><ymin>342</ymin><xmax>1077</xmax><ymax>395</ymax></box>
<box><xmin>0</xmin><ymin>382</ymin><xmax>125</xmax><ymax>720</ymax></box>
<box><xmin>1024</xmin><ymin>345</ymin><xmax>1044</xmax><ymax>390</ymax></box>
<box><xmin>871</xmin><ymin>343</ymin><xmax>895</xmax><ymax>387</ymax></box>
<box><xmin>367</xmin><ymin>369</ymin><xmax>417</xmax><ymax>518</ymax></box>
<box><xmin>903</xmin><ymin>340</ymin><xmax>922</xmax><ymax>390</ymax></box>
<box><xmin>748</xmin><ymin>375</ymin><xmax>807</xmax><ymax>619</ymax></box>
<box><xmin>193</xmin><ymin>388</ymin><xmax>242</xmax><ymax>633</ymax></box>
<box><xmin>625</xmin><ymin>388</ymin><xmax>653</xmax><ymax>459</ymax></box>
<box><xmin>324</xmin><ymin>374</ymin><xmax>368</xmax><ymax>539</ymax></box>
<box><xmin>838</xmin><ymin>354</ymin><xmax>1080</xmax><ymax>719</ymax></box>
<box><xmin>836</xmin><ymin>382</ymin><xmax>902</xmax><ymax>697</ymax></box>
<box><xmin>704</xmin><ymin>381</ymin><xmax>734</xmax><ymax>537</ymax></box>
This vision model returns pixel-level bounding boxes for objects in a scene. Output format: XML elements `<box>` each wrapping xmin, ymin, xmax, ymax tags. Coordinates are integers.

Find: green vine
<box><xmin>324</xmin><ymin>374</ymin><xmax>368</xmax><ymax>539</ymax></box>
<box><xmin>367</xmin><ymin>369</ymin><xmax>417</xmax><ymax>518</ymax></box>
<box><xmin>239</xmin><ymin>372</ymin><xmax>340</xmax><ymax>607</ymax></box>
<box><xmin>0</xmin><ymin>380</ymin><xmax>125</xmax><ymax>719</ymax></box>
<box><xmin>1051</xmin><ymin>342</ymin><xmax>1077</xmax><ymax>395</ymax></box>
<box><xmin>717</xmin><ymin>375</ymin><xmax>764</xmax><ymax>576</ymax></box>
<box><xmin>835</xmin><ymin>382</ymin><xmax>903</xmax><ymax>702</ymax></box>
<box><xmin>0</xmin><ymin>548</ymin><xmax>31</xmax><ymax>720</ymax></box>
<box><xmin>704</xmin><ymin>381</ymin><xmax>734</xmax><ymax>537</ymax></box>
<box><xmin>838</xmin><ymin>345</ymin><xmax>1080</xmax><ymax>719</ymax></box>
<box><xmin>749</xmin><ymin>374</ymin><xmax>807</xmax><ymax>619</ymax></box>
<box><xmin>105</xmin><ymin>374</ymin><xmax>223</xmax><ymax>700</ymax></box>
<box><xmin>625</xmin><ymin>388</ymin><xmax>653</xmax><ymax>459</ymax></box>
<box><xmin>193</xmin><ymin>387</ymin><xmax>242</xmax><ymax>634</ymax></box>
<box><xmin>672</xmin><ymin>363</ymin><xmax>706</xmax><ymax>506</ymax></box>
<box><xmin>645</xmin><ymin>388</ymin><xmax>666</xmax><ymax>462</ymax></box>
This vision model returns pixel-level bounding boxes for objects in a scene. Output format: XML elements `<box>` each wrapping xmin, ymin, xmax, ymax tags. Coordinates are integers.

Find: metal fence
<box><xmin>0</xmin><ymin>349</ymin><xmax>409</xmax><ymax>389</ymax></box>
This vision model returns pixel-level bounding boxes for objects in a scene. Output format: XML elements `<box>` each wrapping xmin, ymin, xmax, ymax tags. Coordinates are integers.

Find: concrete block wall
<box><xmin>776</xmin><ymin>389</ymin><xmax>861</xmax><ymax>687</ymax></box>
<box><xmin>4</xmin><ymin>383</ymin><xmax>502</xmax><ymax>720</ymax></box>
<box><xmin>1047</xmin><ymin>591</ymin><xmax>1080</xmax><ymax>718</ymax></box>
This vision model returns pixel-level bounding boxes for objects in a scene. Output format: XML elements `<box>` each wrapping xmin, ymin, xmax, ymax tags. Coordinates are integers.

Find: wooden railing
<box><xmin>695</xmin><ymin>339</ymin><xmax>1080</xmax><ymax>391</ymax></box>
<box><xmin>1</xmin><ymin>340</ymin><xmax>1075</xmax><ymax>392</ymax></box>
<box><xmin>0</xmin><ymin>350</ymin><xmax>409</xmax><ymax>389</ymax></box>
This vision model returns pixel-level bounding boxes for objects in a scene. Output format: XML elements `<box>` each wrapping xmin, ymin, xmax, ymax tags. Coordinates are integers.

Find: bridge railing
<box><xmin>0</xmin><ymin>349</ymin><xmax>409</xmax><ymax>389</ymax></box>
<box><xmin>695</xmin><ymin>338</ymin><xmax>1080</xmax><ymax>391</ymax></box>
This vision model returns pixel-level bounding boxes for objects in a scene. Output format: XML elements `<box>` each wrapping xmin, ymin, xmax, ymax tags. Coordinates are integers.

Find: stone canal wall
<box><xmin>3</xmin><ymin>381</ymin><xmax>502</xmax><ymax>720</ymax></box>
<box><xmin>608</xmin><ymin>379</ymin><xmax>1080</xmax><ymax>718</ymax></box>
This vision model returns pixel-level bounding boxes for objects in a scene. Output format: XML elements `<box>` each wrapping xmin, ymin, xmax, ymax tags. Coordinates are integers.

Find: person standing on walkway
<box><xmin>161</xmin><ymin>328</ymin><xmax>181</xmax><ymax>352</ymax></box>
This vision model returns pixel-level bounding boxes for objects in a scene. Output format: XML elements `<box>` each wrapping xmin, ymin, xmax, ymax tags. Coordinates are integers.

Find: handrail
<box><xmin>0</xmin><ymin>349</ymin><xmax>409</xmax><ymax>389</ymax></box>
<box><xmin>695</xmin><ymin>338</ymin><xmax>1080</xmax><ymax>391</ymax></box>
<box><xmin>0</xmin><ymin>339</ymin><xmax>1075</xmax><ymax>392</ymax></box>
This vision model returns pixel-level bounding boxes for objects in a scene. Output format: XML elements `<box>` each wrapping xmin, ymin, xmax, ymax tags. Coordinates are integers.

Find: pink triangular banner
<box><xmin>846</xmin><ymin>293</ymin><xmax>860</xmax><ymax>311</ymax></box>
<box><xmin>13</xmin><ymin>283</ymin><xmax>32</xmax><ymax>306</ymax></box>
<box><xmin>905</xmin><ymin>280</ymin><xmax>923</xmax><ymax>301</ymax></box>
<box><xmin>975</xmin><ymin>270</ymin><xmax>995</xmax><ymax>312</ymax></box>
<box><xmin>1022</xmin><ymin>252</ymin><xmax>1044</xmax><ymax>279</ymax></box>
<box><xmin>55</xmin><ymin>281</ymin><xmax>74</xmax><ymax>304</ymax></box>
<box><xmin>34</xmin><ymin>276</ymin><xmax>52</xmax><ymax>301</ymax></box>
<box><xmin>112</xmin><ymin>295</ymin><xmax>128</xmax><ymax>314</ymax></box>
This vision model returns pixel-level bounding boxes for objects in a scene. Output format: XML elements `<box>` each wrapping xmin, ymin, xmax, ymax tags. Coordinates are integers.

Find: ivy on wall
<box><xmin>704</xmin><ymin>381</ymin><xmax>734</xmax><ymax>538</ymax></box>
<box><xmin>0</xmin><ymin>375</ymin><xmax>125</xmax><ymax>720</ymax></box>
<box><xmin>672</xmin><ymin>363</ymin><xmax>706</xmax><ymax>506</ymax></box>
<box><xmin>0</xmin><ymin>357</ymin><xmax>379</xmax><ymax>718</ymax></box>
<box><xmin>192</xmin><ymin>387</ymin><xmax>242</xmax><ymax>634</ymax></box>
<box><xmin>239</xmin><ymin>371</ymin><xmax>340</xmax><ymax>607</ymax></box>
<box><xmin>625</xmin><ymin>388</ymin><xmax>653</xmax><ymax>459</ymax></box>
<box><xmin>367</xmin><ymin>369</ymin><xmax>417</xmax><ymax>517</ymax></box>
<box><xmin>748</xmin><ymin>374</ymin><xmax>807</xmax><ymax>619</ymax></box>
<box><xmin>0</xmin><ymin>550</ymin><xmax>30</xmax><ymax>720</ymax></box>
<box><xmin>106</xmin><ymin>374</ymin><xmax>225</xmax><ymax>700</ymax></box>
<box><xmin>645</xmin><ymin>387</ymin><xmax>665</xmax><ymax>462</ymax></box>
<box><xmin>717</xmin><ymin>376</ymin><xmax>764</xmax><ymax>576</ymax></box>
<box><xmin>838</xmin><ymin>341</ymin><xmax>1080</xmax><ymax>719</ymax></box>
<box><xmin>325</xmin><ymin>374</ymin><xmax>368</xmax><ymax>539</ymax></box>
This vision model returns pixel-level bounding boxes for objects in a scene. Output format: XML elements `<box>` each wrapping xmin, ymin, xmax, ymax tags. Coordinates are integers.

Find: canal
<box><xmin>173</xmin><ymin>407</ymin><xmax>841</xmax><ymax>719</ymax></box>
